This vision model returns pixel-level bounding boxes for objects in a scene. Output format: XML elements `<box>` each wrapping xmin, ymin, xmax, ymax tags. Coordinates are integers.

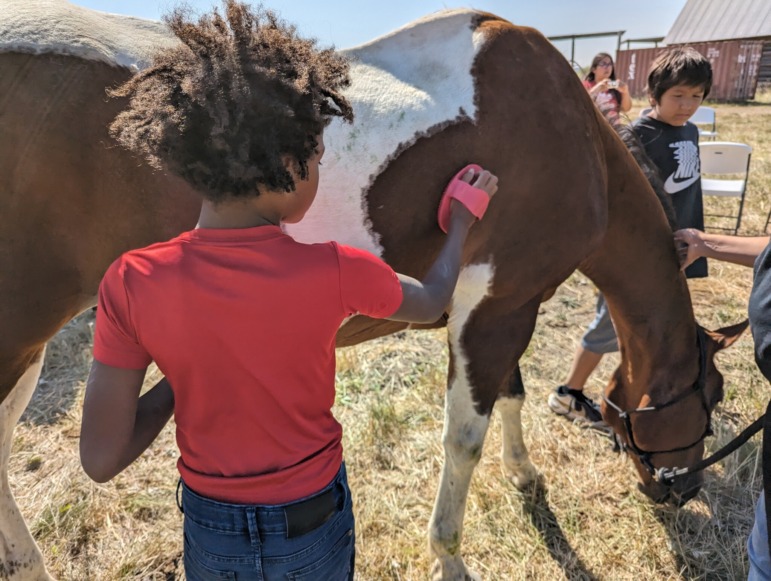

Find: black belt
<box><xmin>284</xmin><ymin>486</ymin><xmax>339</xmax><ymax>538</ymax></box>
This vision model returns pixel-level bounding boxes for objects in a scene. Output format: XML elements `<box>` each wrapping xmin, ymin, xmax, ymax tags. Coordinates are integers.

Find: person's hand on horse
<box><xmin>674</xmin><ymin>228</ymin><xmax>705</xmax><ymax>271</ymax></box>
<box><xmin>448</xmin><ymin>168</ymin><xmax>498</xmax><ymax>230</ymax></box>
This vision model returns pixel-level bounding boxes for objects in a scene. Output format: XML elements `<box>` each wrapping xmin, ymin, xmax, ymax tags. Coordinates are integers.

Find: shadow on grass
<box><xmin>22</xmin><ymin>311</ymin><xmax>95</xmax><ymax>426</ymax></box>
<box><xmin>522</xmin><ymin>477</ymin><xmax>600</xmax><ymax>581</ymax></box>
<box><xmin>22</xmin><ymin>375</ymin><xmax>81</xmax><ymax>425</ymax></box>
<box><xmin>653</xmin><ymin>479</ymin><xmax>755</xmax><ymax>580</ymax></box>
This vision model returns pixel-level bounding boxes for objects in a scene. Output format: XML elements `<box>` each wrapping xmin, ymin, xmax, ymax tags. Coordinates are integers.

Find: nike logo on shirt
<box><xmin>664</xmin><ymin>173</ymin><xmax>700</xmax><ymax>194</ymax></box>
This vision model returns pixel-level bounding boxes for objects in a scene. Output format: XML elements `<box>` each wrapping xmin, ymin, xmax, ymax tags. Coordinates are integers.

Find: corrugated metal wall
<box><xmin>759</xmin><ymin>41</ymin><xmax>771</xmax><ymax>86</ymax></box>
<box><xmin>615</xmin><ymin>39</ymin><xmax>765</xmax><ymax>101</ymax></box>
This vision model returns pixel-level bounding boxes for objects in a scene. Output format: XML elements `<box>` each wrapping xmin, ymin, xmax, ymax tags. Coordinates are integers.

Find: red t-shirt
<box><xmin>93</xmin><ymin>225</ymin><xmax>402</xmax><ymax>504</ymax></box>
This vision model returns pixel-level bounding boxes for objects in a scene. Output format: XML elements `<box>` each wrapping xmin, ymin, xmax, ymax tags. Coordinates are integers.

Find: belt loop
<box><xmin>246</xmin><ymin>507</ymin><xmax>264</xmax><ymax>577</ymax></box>
<box><xmin>176</xmin><ymin>478</ymin><xmax>184</xmax><ymax>514</ymax></box>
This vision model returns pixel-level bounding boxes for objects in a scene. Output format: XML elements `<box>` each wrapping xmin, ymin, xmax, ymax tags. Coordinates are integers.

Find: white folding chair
<box><xmin>690</xmin><ymin>106</ymin><xmax>718</xmax><ymax>140</ymax></box>
<box><xmin>700</xmin><ymin>142</ymin><xmax>752</xmax><ymax>234</ymax></box>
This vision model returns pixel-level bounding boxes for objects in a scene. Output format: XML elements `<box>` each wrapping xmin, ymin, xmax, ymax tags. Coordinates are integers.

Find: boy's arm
<box><xmin>80</xmin><ymin>362</ymin><xmax>174</xmax><ymax>483</ymax></box>
<box><xmin>674</xmin><ymin>229</ymin><xmax>770</xmax><ymax>269</ymax></box>
<box><xmin>388</xmin><ymin>169</ymin><xmax>497</xmax><ymax>324</ymax></box>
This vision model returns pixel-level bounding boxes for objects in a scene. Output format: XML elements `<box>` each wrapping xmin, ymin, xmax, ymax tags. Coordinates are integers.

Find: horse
<box><xmin>0</xmin><ymin>2</ymin><xmax>744</xmax><ymax>580</ymax></box>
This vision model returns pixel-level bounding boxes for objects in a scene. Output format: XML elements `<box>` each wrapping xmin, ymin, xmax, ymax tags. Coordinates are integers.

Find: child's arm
<box><xmin>388</xmin><ymin>169</ymin><xmax>497</xmax><ymax>324</ymax></box>
<box><xmin>674</xmin><ymin>228</ymin><xmax>770</xmax><ymax>269</ymax></box>
<box><xmin>80</xmin><ymin>363</ymin><xmax>174</xmax><ymax>483</ymax></box>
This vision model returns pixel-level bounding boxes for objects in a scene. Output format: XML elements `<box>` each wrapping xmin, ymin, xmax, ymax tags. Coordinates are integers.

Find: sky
<box><xmin>69</xmin><ymin>0</ymin><xmax>687</xmax><ymax>68</ymax></box>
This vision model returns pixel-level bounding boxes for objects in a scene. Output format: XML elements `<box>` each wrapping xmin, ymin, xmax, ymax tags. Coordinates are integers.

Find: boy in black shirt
<box><xmin>549</xmin><ymin>48</ymin><xmax>713</xmax><ymax>426</ymax></box>
<box><xmin>632</xmin><ymin>47</ymin><xmax>713</xmax><ymax>278</ymax></box>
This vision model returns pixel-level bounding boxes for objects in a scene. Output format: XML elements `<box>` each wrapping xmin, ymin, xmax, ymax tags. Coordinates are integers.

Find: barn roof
<box><xmin>664</xmin><ymin>0</ymin><xmax>771</xmax><ymax>44</ymax></box>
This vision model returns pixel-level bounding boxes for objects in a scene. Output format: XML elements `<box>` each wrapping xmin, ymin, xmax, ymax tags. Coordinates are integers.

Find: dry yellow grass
<box><xmin>13</xmin><ymin>97</ymin><xmax>771</xmax><ymax>580</ymax></box>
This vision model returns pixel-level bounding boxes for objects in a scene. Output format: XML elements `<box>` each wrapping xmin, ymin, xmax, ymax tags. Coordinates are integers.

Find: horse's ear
<box><xmin>705</xmin><ymin>319</ymin><xmax>750</xmax><ymax>351</ymax></box>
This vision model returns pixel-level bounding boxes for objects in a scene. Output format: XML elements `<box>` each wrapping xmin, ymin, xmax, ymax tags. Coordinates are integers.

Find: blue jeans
<box><xmin>749</xmin><ymin>493</ymin><xmax>771</xmax><ymax>580</ymax></box>
<box><xmin>179</xmin><ymin>463</ymin><xmax>355</xmax><ymax>580</ymax></box>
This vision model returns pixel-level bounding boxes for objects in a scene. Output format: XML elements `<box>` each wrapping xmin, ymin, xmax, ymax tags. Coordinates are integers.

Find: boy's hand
<box><xmin>449</xmin><ymin>168</ymin><xmax>498</xmax><ymax>230</ymax></box>
<box><xmin>673</xmin><ymin>228</ymin><xmax>705</xmax><ymax>271</ymax></box>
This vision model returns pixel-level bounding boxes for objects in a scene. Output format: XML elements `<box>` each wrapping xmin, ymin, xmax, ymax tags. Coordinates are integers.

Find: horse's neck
<box><xmin>582</xmin><ymin>125</ymin><xmax>698</xmax><ymax>397</ymax></box>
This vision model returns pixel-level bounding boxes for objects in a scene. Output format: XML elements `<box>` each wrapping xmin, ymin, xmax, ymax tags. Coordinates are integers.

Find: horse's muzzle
<box><xmin>638</xmin><ymin>472</ymin><xmax>702</xmax><ymax>506</ymax></box>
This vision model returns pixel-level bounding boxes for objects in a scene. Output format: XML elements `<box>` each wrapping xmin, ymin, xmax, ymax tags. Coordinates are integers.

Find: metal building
<box><xmin>615</xmin><ymin>0</ymin><xmax>771</xmax><ymax>101</ymax></box>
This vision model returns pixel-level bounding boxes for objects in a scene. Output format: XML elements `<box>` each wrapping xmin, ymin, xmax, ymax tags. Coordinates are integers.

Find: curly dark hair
<box><xmin>109</xmin><ymin>1</ymin><xmax>353</xmax><ymax>202</ymax></box>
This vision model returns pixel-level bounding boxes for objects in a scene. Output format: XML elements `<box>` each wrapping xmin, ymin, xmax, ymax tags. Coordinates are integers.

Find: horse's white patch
<box><xmin>285</xmin><ymin>10</ymin><xmax>485</xmax><ymax>257</ymax></box>
<box><xmin>429</xmin><ymin>263</ymin><xmax>494</xmax><ymax>573</ymax></box>
<box><xmin>497</xmin><ymin>395</ymin><xmax>537</xmax><ymax>488</ymax></box>
<box><xmin>445</xmin><ymin>262</ymin><xmax>495</xmax><ymax>420</ymax></box>
<box><xmin>0</xmin><ymin>348</ymin><xmax>51</xmax><ymax>580</ymax></box>
<box><xmin>1</xmin><ymin>0</ymin><xmax>176</xmax><ymax>70</ymax></box>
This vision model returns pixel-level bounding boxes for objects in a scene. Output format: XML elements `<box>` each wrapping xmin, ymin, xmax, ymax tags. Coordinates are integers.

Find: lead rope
<box><xmin>656</xmin><ymin>413</ymin><xmax>765</xmax><ymax>484</ymax></box>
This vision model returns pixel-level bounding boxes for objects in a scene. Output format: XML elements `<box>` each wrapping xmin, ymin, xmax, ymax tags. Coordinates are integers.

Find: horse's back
<box><xmin>0</xmin><ymin>5</ymin><xmax>610</xmax><ymax>349</ymax></box>
<box><xmin>322</xmin><ymin>11</ymin><xmax>610</xmax><ymax>343</ymax></box>
<box><xmin>323</xmin><ymin>12</ymin><xmax>608</xmax><ymax>295</ymax></box>
<box><xmin>1</xmin><ymin>0</ymin><xmax>174</xmax><ymax>69</ymax></box>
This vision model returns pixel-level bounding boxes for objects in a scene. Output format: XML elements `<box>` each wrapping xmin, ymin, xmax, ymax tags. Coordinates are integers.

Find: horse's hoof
<box><xmin>505</xmin><ymin>460</ymin><xmax>538</xmax><ymax>489</ymax></box>
<box><xmin>431</xmin><ymin>559</ymin><xmax>482</xmax><ymax>581</ymax></box>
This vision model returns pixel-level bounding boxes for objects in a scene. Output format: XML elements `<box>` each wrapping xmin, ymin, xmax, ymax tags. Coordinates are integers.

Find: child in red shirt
<box><xmin>79</xmin><ymin>3</ymin><xmax>497</xmax><ymax>579</ymax></box>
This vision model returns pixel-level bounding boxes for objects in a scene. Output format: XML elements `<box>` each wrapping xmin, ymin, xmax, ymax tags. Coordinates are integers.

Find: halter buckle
<box><xmin>654</xmin><ymin>467</ymin><xmax>676</xmax><ymax>486</ymax></box>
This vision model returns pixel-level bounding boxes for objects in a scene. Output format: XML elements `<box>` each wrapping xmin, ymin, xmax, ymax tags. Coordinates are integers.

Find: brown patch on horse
<box><xmin>0</xmin><ymin>51</ymin><xmax>201</xmax><ymax>398</ymax></box>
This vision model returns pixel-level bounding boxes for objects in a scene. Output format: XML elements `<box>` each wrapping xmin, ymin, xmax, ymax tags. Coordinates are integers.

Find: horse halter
<box><xmin>603</xmin><ymin>327</ymin><xmax>713</xmax><ymax>484</ymax></box>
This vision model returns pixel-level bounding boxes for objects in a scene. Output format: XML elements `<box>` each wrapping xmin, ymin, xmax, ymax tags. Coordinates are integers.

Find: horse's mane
<box><xmin>592</xmin><ymin>96</ymin><xmax>678</xmax><ymax>232</ymax></box>
<box><xmin>615</xmin><ymin>122</ymin><xmax>678</xmax><ymax>232</ymax></box>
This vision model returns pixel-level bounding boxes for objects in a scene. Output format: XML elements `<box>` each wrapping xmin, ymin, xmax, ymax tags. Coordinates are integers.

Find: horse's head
<box><xmin>602</xmin><ymin>320</ymin><xmax>748</xmax><ymax>505</ymax></box>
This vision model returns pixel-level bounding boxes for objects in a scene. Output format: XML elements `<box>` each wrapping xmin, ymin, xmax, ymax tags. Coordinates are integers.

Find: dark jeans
<box><xmin>179</xmin><ymin>463</ymin><xmax>355</xmax><ymax>580</ymax></box>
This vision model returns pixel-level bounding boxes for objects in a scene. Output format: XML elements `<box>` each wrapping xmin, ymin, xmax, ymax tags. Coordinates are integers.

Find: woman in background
<box><xmin>583</xmin><ymin>52</ymin><xmax>632</xmax><ymax>121</ymax></box>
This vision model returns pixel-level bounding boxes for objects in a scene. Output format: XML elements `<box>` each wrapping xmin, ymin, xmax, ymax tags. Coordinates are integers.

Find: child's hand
<box><xmin>449</xmin><ymin>168</ymin><xmax>498</xmax><ymax>229</ymax></box>
<box><xmin>589</xmin><ymin>81</ymin><xmax>607</xmax><ymax>96</ymax></box>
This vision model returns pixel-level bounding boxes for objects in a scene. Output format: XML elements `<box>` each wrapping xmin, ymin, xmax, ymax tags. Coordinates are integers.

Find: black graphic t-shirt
<box><xmin>750</xmin><ymin>240</ymin><xmax>771</xmax><ymax>384</ymax></box>
<box><xmin>633</xmin><ymin>116</ymin><xmax>707</xmax><ymax>278</ymax></box>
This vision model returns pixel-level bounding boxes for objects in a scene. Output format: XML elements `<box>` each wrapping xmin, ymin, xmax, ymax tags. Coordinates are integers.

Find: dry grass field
<box><xmin>13</xmin><ymin>95</ymin><xmax>771</xmax><ymax>580</ymax></box>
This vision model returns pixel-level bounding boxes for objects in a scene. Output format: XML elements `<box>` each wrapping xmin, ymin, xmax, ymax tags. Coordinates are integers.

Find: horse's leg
<box><xmin>429</xmin><ymin>266</ymin><xmax>540</xmax><ymax>580</ymax></box>
<box><xmin>429</xmin><ymin>365</ymin><xmax>490</xmax><ymax>580</ymax></box>
<box><xmin>0</xmin><ymin>347</ymin><xmax>52</xmax><ymax>580</ymax></box>
<box><xmin>497</xmin><ymin>366</ymin><xmax>538</xmax><ymax>489</ymax></box>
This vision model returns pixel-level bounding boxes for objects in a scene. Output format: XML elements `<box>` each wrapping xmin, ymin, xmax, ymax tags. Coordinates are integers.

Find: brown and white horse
<box><xmin>0</xmin><ymin>2</ymin><xmax>742</xmax><ymax>579</ymax></box>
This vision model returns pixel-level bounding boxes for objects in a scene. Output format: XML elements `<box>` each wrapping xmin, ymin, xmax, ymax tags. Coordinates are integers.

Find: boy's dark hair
<box><xmin>110</xmin><ymin>1</ymin><xmax>353</xmax><ymax>202</ymax></box>
<box><xmin>647</xmin><ymin>47</ymin><xmax>712</xmax><ymax>102</ymax></box>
